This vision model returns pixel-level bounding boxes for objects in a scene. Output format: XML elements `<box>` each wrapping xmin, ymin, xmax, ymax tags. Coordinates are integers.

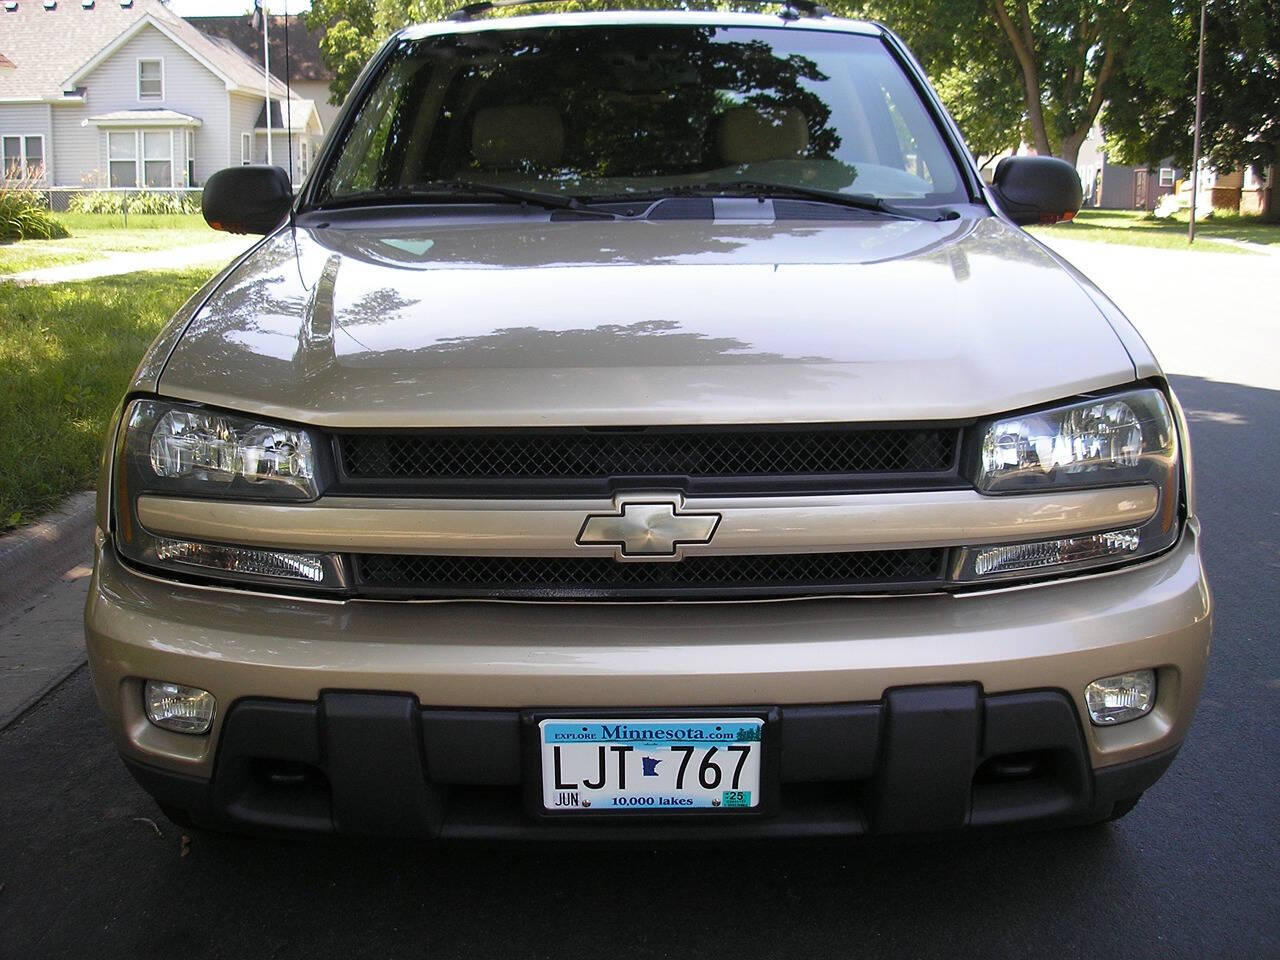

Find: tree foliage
<box><xmin>842</xmin><ymin>0</ymin><xmax>1190</xmax><ymax>165</ymax></box>
<box><xmin>1103</xmin><ymin>0</ymin><xmax>1279</xmax><ymax>176</ymax></box>
<box><xmin>306</xmin><ymin>0</ymin><xmax>666</xmax><ymax>105</ymax></box>
<box><xmin>305</xmin><ymin>0</ymin><xmax>1275</xmax><ymax>180</ymax></box>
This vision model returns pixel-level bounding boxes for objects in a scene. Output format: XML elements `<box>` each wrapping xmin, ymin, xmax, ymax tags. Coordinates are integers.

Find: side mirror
<box><xmin>202</xmin><ymin>165</ymin><xmax>293</xmax><ymax>234</ymax></box>
<box><xmin>991</xmin><ymin>156</ymin><xmax>1083</xmax><ymax>226</ymax></box>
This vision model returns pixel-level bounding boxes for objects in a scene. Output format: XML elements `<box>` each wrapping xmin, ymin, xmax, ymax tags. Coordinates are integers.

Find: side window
<box><xmin>108</xmin><ymin>130</ymin><xmax>137</xmax><ymax>187</ymax></box>
<box><xmin>142</xmin><ymin>130</ymin><xmax>172</xmax><ymax>187</ymax></box>
<box><xmin>23</xmin><ymin>135</ymin><xmax>44</xmax><ymax>178</ymax></box>
<box><xmin>138</xmin><ymin>59</ymin><xmax>163</xmax><ymax>100</ymax></box>
<box><xmin>2</xmin><ymin>135</ymin><xmax>45</xmax><ymax>179</ymax></box>
<box><xmin>2</xmin><ymin>136</ymin><xmax>20</xmax><ymax>179</ymax></box>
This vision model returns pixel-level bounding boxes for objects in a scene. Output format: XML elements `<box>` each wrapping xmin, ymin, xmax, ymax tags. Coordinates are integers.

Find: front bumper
<box><xmin>86</xmin><ymin>524</ymin><xmax>1211</xmax><ymax>838</ymax></box>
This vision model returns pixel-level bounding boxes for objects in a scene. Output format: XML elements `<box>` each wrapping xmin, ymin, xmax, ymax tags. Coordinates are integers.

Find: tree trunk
<box><xmin>1058</xmin><ymin>132</ymin><xmax>1086</xmax><ymax>167</ymax></box>
<box><xmin>990</xmin><ymin>1</ymin><xmax>1052</xmax><ymax>155</ymax></box>
<box><xmin>1266</xmin><ymin>142</ymin><xmax>1280</xmax><ymax>222</ymax></box>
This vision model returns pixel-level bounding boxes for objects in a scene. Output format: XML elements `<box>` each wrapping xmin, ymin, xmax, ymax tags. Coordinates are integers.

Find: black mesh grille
<box><xmin>353</xmin><ymin>549</ymin><xmax>946</xmax><ymax>600</ymax></box>
<box><xmin>338</xmin><ymin>427</ymin><xmax>956</xmax><ymax>484</ymax></box>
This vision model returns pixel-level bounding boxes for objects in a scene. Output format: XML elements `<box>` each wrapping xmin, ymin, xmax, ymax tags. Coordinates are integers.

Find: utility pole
<box><xmin>1188</xmin><ymin>0</ymin><xmax>1206</xmax><ymax>243</ymax></box>
<box><xmin>259</xmin><ymin>1</ymin><xmax>270</xmax><ymax>165</ymax></box>
<box><xmin>254</xmin><ymin>0</ymin><xmax>272</xmax><ymax>165</ymax></box>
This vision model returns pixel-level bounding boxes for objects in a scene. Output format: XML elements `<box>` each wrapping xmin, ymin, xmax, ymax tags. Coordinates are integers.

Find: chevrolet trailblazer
<box><xmin>85</xmin><ymin>6</ymin><xmax>1211</xmax><ymax>838</ymax></box>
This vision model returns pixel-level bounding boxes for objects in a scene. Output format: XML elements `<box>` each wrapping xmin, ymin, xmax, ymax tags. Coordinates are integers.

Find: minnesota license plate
<box><xmin>540</xmin><ymin>717</ymin><xmax>764</xmax><ymax>812</ymax></box>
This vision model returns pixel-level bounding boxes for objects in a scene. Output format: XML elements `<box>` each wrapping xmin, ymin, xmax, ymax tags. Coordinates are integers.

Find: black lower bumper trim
<box><xmin>120</xmin><ymin>685</ymin><xmax>1180</xmax><ymax>840</ymax></box>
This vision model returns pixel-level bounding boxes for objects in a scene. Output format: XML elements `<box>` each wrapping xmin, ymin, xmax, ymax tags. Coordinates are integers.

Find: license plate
<box><xmin>539</xmin><ymin>717</ymin><xmax>763</xmax><ymax>812</ymax></box>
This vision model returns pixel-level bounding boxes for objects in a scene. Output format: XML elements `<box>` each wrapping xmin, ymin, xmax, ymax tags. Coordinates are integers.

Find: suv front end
<box><xmin>85</xmin><ymin>10</ymin><xmax>1210</xmax><ymax>839</ymax></box>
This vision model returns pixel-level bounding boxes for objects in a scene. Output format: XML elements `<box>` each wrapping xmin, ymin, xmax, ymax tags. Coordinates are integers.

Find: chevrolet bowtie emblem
<box><xmin>577</xmin><ymin>498</ymin><xmax>721</xmax><ymax>560</ymax></box>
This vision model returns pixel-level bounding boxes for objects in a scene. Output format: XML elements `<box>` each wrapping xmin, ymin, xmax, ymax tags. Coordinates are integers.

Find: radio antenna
<box><xmin>284</xmin><ymin>0</ymin><xmax>294</xmax><ymax>186</ymax></box>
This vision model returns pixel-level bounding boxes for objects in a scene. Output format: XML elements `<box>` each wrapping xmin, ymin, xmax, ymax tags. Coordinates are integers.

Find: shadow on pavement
<box><xmin>0</xmin><ymin>375</ymin><xmax>1275</xmax><ymax>960</ymax></box>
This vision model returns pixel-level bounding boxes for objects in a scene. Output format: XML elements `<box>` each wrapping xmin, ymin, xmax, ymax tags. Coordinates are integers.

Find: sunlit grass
<box><xmin>0</xmin><ymin>268</ymin><xmax>215</xmax><ymax>527</ymax></box>
<box><xmin>0</xmin><ymin>213</ymin><xmax>218</xmax><ymax>274</ymax></box>
<box><xmin>1031</xmin><ymin>208</ymin><xmax>1280</xmax><ymax>254</ymax></box>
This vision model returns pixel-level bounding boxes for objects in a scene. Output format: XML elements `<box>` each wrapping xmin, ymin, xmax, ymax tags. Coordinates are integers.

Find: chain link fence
<box><xmin>32</xmin><ymin>186</ymin><xmax>204</xmax><ymax>216</ymax></box>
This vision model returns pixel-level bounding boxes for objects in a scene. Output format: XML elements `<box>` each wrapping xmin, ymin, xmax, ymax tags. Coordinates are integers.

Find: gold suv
<box><xmin>85</xmin><ymin>9</ymin><xmax>1211</xmax><ymax>838</ymax></box>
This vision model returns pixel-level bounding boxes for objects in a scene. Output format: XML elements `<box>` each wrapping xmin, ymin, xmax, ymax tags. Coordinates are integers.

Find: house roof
<box><xmin>89</xmin><ymin>108</ymin><xmax>201</xmax><ymax>126</ymax></box>
<box><xmin>0</xmin><ymin>0</ymin><xmax>290</xmax><ymax>102</ymax></box>
<box><xmin>184</xmin><ymin>15</ymin><xmax>330</xmax><ymax>84</ymax></box>
<box><xmin>254</xmin><ymin>98</ymin><xmax>320</xmax><ymax>134</ymax></box>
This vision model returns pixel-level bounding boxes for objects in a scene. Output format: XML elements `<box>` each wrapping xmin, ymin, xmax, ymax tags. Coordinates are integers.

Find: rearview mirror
<box><xmin>202</xmin><ymin>165</ymin><xmax>293</xmax><ymax>234</ymax></box>
<box><xmin>991</xmin><ymin>156</ymin><xmax>1083</xmax><ymax>226</ymax></box>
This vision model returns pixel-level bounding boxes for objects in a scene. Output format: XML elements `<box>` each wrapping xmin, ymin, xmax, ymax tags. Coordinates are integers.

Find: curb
<box><xmin>0</xmin><ymin>491</ymin><xmax>98</xmax><ymax>733</ymax></box>
<box><xmin>0</xmin><ymin>490</ymin><xmax>98</xmax><ymax>584</ymax></box>
<box><xmin>0</xmin><ymin>662</ymin><xmax>87</xmax><ymax>733</ymax></box>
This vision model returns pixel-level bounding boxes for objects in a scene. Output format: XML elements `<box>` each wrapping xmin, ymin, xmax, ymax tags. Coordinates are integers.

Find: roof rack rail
<box><xmin>445</xmin><ymin>0</ymin><xmax>830</xmax><ymax>23</ymax></box>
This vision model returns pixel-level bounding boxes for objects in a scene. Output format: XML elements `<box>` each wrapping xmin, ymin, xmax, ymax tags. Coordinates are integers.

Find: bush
<box><xmin>0</xmin><ymin>190</ymin><xmax>69</xmax><ymax>242</ymax></box>
<box><xmin>67</xmin><ymin>191</ymin><xmax>125</xmax><ymax>214</ymax></box>
<box><xmin>68</xmin><ymin>189</ymin><xmax>202</xmax><ymax>216</ymax></box>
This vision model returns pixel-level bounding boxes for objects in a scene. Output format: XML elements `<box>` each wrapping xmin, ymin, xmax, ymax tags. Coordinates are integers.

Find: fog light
<box><xmin>1085</xmin><ymin>669</ymin><xmax>1155</xmax><ymax>725</ymax></box>
<box><xmin>966</xmin><ymin>528</ymin><xmax>1141</xmax><ymax>578</ymax></box>
<box><xmin>144</xmin><ymin>680</ymin><xmax>216</xmax><ymax>734</ymax></box>
<box><xmin>154</xmin><ymin>537</ymin><xmax>328</xmax><ymax>582</ymax></box>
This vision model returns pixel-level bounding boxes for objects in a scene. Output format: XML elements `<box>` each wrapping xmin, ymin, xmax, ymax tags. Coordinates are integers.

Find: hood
<box><xmin>155</xmin><ymin>213</ymin><xmax>1138</xmax><ymax>427</ymax></box>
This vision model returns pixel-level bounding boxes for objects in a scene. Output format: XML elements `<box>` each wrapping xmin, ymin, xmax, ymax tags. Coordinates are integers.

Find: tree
<box><xmin>307</xmin><ymin>0</ymin><xmax>1210</xmax><ymax>175</ymax></box>
<box><xmin>1103</xmin><ymin>0</ymin><xmax>1279</xmax><ymax>183</ymax></box>
<box><xmin>843</xmin><ymin>0</ymin><xmax>1189</xmax><ymax>166</ymax></box>
<box><xmin>308</xmin><ymin>0</ymin><xmax>665</xmax><ymax>106</ymax></box>
<box><xmin>304</xmin><ymin>0</ymin><xmax>379</xmax><ymax>107</ymax></box>
<box><xmin>928</xmin><ymin>42</ymin><xmax>1026</xmax><ymax>168</ymax></box>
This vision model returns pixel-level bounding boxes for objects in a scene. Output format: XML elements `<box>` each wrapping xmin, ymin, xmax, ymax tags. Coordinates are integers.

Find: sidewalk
<box><xmin>0</xmin><ymin>491</ymin><xmax>96</xmax><ymax>729</ymax></box>
<box><xmin>1</xmin><ymin>234</ymin><xmax>256</xmax><ymax>285</ymax></box>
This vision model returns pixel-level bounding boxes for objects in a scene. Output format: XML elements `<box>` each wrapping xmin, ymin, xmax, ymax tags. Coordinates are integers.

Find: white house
<box><xmin>0</xmin><ymin>0</ymin><xmax>323</xmax><ymax>190</ymax></box>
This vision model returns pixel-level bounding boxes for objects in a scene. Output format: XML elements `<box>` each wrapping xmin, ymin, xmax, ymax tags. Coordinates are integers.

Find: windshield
<box><xmin>315</xmin><ymin>24</ymin><xmax>969</xmax><ymax>208</ymax></box>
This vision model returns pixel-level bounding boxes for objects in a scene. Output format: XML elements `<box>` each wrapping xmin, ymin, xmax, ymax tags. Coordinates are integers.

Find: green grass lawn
<box><xmin>0</xmin><ymin>267</ymin><xmax>214</xmax><ymax>528</ymax></box>
<box><xmin>1030</xmin><ymin>209</ymin><xmax>1280</xmax><ymax>253</ymax></box>
<box><xmin>0</xmin><ymin>213</ymin><xmax>218</xmax><ymax>274</ymax></box>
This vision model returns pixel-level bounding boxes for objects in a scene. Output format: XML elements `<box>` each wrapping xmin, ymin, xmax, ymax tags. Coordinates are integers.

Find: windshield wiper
<box><xmin>598</xmin><ymin>182</ymin><xmax>949</xmax><ymax>221</ymax></box>
<box><xmin>315</xmin><ymin>181</ymin><xmax>615</xmax><ymax>217</ymax></box>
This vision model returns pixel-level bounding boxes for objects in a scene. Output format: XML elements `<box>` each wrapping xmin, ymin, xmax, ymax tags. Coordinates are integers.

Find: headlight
<box><xmin>975</xmin><ymin>389</ymin><xmax>1176</xmax><ymax>493</ymax></box>
<box><xmin>114</xmin><ymin>400</ymin><xmax>345</xmax><ymax>591</ymax></box>
<box><xmin>130</xmin><ymin>399</ymin><xmax>318</xmax><ymax>499</ymax></box>
<box><xmin>954</xmin><ymin>387</ymin><xmax>1182</xmax><ymax>582</ymax></box>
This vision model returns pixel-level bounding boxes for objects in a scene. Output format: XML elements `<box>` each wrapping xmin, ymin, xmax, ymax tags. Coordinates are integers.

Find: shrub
<box><xmin>67</xmin><ymin>191</ymin><xmax>125</xmax><ymax>214</ymax></box>
<box><xmin>68</xmin><ymin>189</ymin><xmax>203</xmax><ymax>216</ymax></box>
<box><xmin>0</xmin><ymin>189</ymin><xmax>69</xmax><ymax>242</ymax></box>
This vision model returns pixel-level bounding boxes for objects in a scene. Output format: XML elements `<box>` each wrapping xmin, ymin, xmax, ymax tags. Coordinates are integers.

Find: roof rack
<box><xmin>445</xmin><ymin>0</ymin><xmax>830</xmax><ymax>23</ymax></box>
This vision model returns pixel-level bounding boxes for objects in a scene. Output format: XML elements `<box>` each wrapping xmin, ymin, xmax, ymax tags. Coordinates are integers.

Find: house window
<box><xmin>241</xmin><ymin>132</ymin><xmax>252</xmax><ymax>165</ymax></box>
<box><xmin>1158</xmin><ymin>167</ymin><xmax>1175</xmax><ymax>187</ymax></box>
<box><xmin>299</xmin><ymin>138</ymin><xmax>309</xmax><ymax>179</ymax></box>
<box><xmin>143</xmin><ymin>130</ymin><xmax>173</xmax><ymax>187</ymax></box>
<box><xmin>108</xmin><ymin>130</ymin><xmax>137</xmax><ymax>186</ymax></box>
<box><xmin>138</xmin><ymin>59</ymin><xmax>163</xmax><ymax>100</ymax></box>
<box><xmin>185</xmin><ymin>129</ymin><xmax>196</xmax><ymax>186</ymax></box>
<box><xmin>2</xmin><ymin>134</ymin><xmax>44</xmax><ymax>179</ymax></box>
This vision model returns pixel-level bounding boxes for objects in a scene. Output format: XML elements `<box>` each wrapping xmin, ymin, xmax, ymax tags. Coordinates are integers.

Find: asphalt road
<box><xmin>1</xmin><ymin>243</ymin><xmax>1278</xmax><ymax>958</ymax></box>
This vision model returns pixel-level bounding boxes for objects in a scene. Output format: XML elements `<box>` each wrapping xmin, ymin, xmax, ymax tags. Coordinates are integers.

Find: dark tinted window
<box><xmin>318</xmin><ymin>24</ymin><xmax>965</xmax><ymax>205</ymax></box>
